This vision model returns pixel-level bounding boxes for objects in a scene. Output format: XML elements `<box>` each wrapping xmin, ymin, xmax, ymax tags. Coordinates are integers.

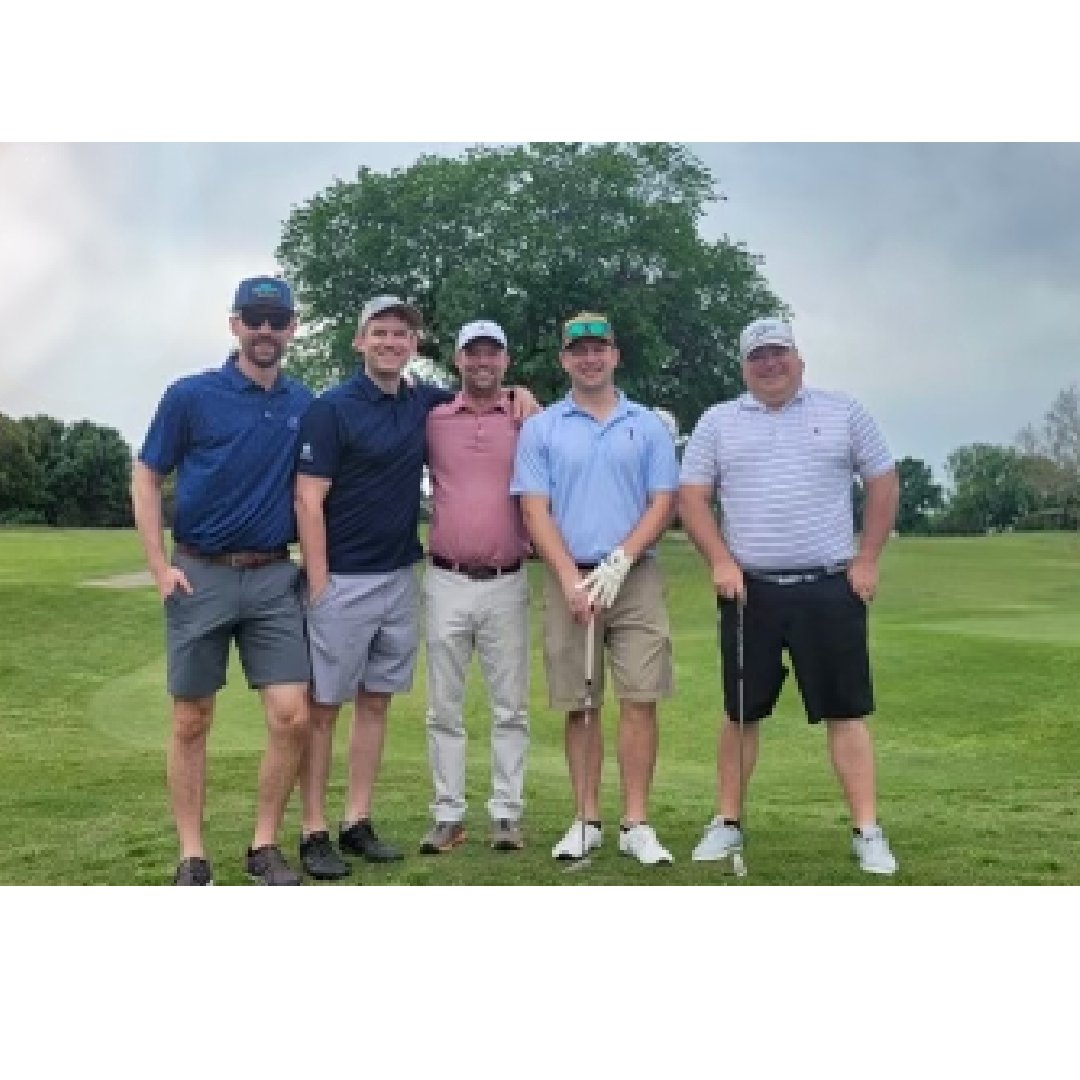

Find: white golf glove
<box><xmin>579</xmin><ymin>547</ymin><xmax>633</xmax><ymax>608</ymax></box>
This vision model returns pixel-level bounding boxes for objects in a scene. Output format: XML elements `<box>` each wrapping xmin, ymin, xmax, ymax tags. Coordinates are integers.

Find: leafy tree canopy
<box><xmin>276</xmin><ymin>142</ymin><xmax>786</xmax><ymax>431</ymax></box>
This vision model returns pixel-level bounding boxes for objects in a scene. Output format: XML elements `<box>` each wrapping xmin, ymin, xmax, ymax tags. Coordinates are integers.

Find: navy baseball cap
<box><xmin>232</xmin><ymin>276</ymin><xmax>295</xmax><ymax>312</ymax></box>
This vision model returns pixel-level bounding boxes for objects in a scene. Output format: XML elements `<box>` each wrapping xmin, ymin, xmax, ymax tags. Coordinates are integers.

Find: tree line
<box><xmin>0</xmin><ymin>414</ymin><xmax>135</xmax><ymax>527</ymax></box>
<box><xmin>857</xmin><ymin>385</ymin><xmax>1080</xmax><ymax>535</ymax></box>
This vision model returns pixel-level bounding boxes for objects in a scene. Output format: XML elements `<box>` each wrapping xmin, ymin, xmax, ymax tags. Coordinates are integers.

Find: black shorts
<box><xmin>717</xmin><ymin>572</ymin><xmax>874</xmax><ymax>725</ymax></box>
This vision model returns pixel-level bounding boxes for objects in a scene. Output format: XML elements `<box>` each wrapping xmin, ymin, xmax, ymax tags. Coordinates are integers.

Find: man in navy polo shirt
<box><xmin>293</xmin><ymin>296</ymin><xmax>537</xmax><ymax>879</ymax></box>
<box><xmin>132</xmin><ymin>275</ymin><xmax>313</xmax><ymax>886</ymax></box>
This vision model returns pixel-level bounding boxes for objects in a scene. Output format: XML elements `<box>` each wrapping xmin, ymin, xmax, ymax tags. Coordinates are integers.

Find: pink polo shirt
<box><xmin>426</xmin><ymin>393</ymin><xmax>530</xmax><ymax>567</ymax></box>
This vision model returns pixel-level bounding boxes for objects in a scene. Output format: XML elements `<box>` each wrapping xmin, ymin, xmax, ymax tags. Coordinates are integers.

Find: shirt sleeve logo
<box><xmin>299</xmin><ymin>442</ymin><xmax>314</xmax><ymax>462</ymax></box>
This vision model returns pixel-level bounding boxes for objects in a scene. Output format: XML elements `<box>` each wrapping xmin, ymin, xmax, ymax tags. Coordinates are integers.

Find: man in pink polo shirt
<box><xmin>420</xmin><ymin>319</ymin><xmax>534</xmax><ymax>854</ymax></box>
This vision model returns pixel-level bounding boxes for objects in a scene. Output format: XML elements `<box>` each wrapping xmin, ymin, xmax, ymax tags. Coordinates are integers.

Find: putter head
<box><xmin>561</xmin><ymin>854</ymin><xmax>592</xmax><ymax>874</ymax></box>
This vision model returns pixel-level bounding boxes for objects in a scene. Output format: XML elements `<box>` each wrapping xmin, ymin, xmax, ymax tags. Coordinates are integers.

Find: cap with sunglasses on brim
<box><xmin>232</xmin><ymin>276</ymin><xmax>295</xmax><ymax>312</ymax></box>
<box><xmin>562</xmin><ymin>311</ymin><xmax>615</xmax><ymax>348</ymax></box>
<box><xmin>359</xmin><ymin>295</ymin><xmax>423</xmax><ymax>331</ymax></box>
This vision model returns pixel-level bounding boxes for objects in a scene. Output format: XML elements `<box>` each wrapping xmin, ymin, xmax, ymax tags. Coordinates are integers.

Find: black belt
<box><xmin>430</xmin><ymin>554</ymin><xmax>523</xmax><ymax>581</ymax></box>
<box><xmin>175</xmin><ymin>542</ymin><xmax>290</xmax><ymax>570</ymax></box>
<box><xmin>575</xmin><ymin>561</ymin><xmax>599</xmax><ymax>571</ymax></box>
<box><xmin>744</xmin><ymin>564</ymin><xmax>848</xmax><ymax>586</ymax></box>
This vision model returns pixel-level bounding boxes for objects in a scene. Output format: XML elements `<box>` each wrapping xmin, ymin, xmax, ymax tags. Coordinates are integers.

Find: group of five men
<box><xmin>131</xmin><ymin>275</ymin><xmax>900</xmax><ymax>885</ymax></box>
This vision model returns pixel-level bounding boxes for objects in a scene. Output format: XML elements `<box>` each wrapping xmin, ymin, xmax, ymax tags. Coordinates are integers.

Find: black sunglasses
<box><xmin>239</xmin><ymin>307</ymin><xmax>293</xmax><ymax>332</ymax></box>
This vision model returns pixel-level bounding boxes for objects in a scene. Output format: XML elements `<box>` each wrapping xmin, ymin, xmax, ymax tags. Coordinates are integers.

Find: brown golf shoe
<box><xmin>419</xmin><ymin>820</ymin><xmax>467</xmax><ymax>854</ymax></box>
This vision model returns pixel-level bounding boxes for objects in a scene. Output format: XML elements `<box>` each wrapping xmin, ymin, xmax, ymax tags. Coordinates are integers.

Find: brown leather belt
<box><xmin>175</xmin><ymin>542</ymin><xmax>290</xmax><ymax>570</ymax></box>
<box><xmin>430</xmin><ymin>554</ymin><xmax>523</xmax><ymax>581</ymax></box>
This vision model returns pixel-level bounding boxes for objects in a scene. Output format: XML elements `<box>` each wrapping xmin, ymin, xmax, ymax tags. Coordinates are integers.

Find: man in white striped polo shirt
<box><xmin>678</xmin><ymin>316</ymin><xmax>901</xmax><ymax>875</ymax></box>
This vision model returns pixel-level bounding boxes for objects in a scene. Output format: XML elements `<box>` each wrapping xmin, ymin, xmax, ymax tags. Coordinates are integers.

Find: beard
<box><xmin>243</xmin><ymin>337</ymin><xmax>285</xmax><ymax>367</ymax></box>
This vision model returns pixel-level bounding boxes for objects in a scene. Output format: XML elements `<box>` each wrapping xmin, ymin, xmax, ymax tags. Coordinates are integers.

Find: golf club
<box><xmin>564</xmin><ymin>612</ymin><xmax>597</xmax><ymax>874</ymax></box>
<box><xmin>732</xmin><ymin>596</ymin><xmax>747</xmax><ymax>877</ymax></box>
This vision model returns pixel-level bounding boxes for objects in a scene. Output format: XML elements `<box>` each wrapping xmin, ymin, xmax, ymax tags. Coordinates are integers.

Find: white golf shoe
<box><xmin>552</xmin><ymin>820</ymin><xmax>602</xmax><ymax>861</ymax></box>
<box><xmin>852</xmin><ymin>825</ymin><xmax>898</xmax><ymax>875</ymax></box>
<box><xmin>691</xmin><ymin>817</ymin><xmax>744</xmax><ymax>862</ymax></box>
<box><xmin>618</xmin><ymin>823</ymin><xmax>673</xmax><ymax>866</ymax></box>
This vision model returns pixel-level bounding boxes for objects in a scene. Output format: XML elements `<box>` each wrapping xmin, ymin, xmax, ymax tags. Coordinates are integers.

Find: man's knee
<box><xmin>172</xmin><ymin>697</ymin><xmax>214</xmax><ymax>742</ymax></box>
<box><xmin>264</xmin><ymin>685</ymin><xmax>311</xmax><ymax>738</ymax></box>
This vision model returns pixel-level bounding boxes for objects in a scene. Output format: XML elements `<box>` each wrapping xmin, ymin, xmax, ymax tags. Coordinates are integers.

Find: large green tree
<box><xmin>896</xmin><ymin>456</ymin><xmax>944</xmax><ymax>534</ymax></box>
<box><xmin>17</xmin><ymin>413</ymin><xmax>65</xmax><ymax>521</ymax></box>
<box><xmin>49</xmin><ymin>421</ymin><xmax>134</xmax><ymax>528</ymax></box>
<box><xmin>0</xmin><ymin>414</ymin><xmax>36</xmax><ymax>517</ymax></box>
<box><xmin>276</xmin><ymin>142</ymin><xmax>785</xmax><ymax>429</ymax></box>
<box><xmin>940</xmin><ymin>443</ymin><xmax>1037</xmax><ymax>533</ymax></box>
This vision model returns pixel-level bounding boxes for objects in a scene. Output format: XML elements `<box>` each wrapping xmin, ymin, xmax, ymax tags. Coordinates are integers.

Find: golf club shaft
<box><xmin>584</xmin><ymin>611</ymin><xmax>595</xmax><ymax>721</ymax></box>
<box><xmin>737</xmin><ymin>595</ymin><xmax>745</xmax><ymax>826</ymax></box>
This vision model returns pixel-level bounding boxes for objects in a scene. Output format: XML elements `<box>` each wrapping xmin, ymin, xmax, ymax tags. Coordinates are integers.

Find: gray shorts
<box><xmin>306</xmin><ymin>567</ymin><xmax>419</xmax><ymax>705</ymax></box>
<box><xmin>165</xmin><ymin>552</ymin><xmax>311</xmax><ymax>699</ymax></box>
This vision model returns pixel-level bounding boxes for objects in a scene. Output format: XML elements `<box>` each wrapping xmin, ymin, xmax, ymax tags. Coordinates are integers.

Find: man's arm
<box><xmin>849</xmin><ymin>468</ymin><xmax>899</xmax><ymax>601</ymax></box>
<box><xmin>504</xmin><ymin>386</ymin><xmax>540</xmax><ymax>423</ymax></box>
<box><xmin>131</xmin><ymin>460</ymin><xmax>191</xmax><ymax>600</ymax></box>
<box><xmin>295</xmin><ymin>474</ymin><xmax>333</xmax><ymax>602</ymax></box>
<box><xmin>678</xmin><ymin>483</ymin><xmax>745</xmax><ymax>602</ymax></box>
<box><xmin>520</xmin><ymin>493</ymin><xmax>593</xmax><ymax>625</ymax></box>
<box><xmin>618</xmin><ymin>490</ymin><xmax>675</xmax><ymax>562</ymax></box>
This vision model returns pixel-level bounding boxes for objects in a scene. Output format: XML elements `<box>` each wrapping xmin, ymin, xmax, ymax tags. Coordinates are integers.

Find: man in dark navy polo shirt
<box><xmin>132</xmin><ymin>275</ymin><xmax>313</xmax><ymax>886</ymax></box>
<box><xmin>293</xmin><ymin>296</ymin><xmax>538</xmax><ymax>879</ymax></box>
<box><xmin>293</xmin><ymin>295</ymin><xmax>453</xmax><ymax>877</ymax></box>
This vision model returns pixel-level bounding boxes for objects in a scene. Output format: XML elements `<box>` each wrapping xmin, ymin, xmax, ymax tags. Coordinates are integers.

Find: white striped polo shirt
<box><xmin>679</xmin><ymin>386</ymin><xmax>893</xmax><ymax>570</ymax></box>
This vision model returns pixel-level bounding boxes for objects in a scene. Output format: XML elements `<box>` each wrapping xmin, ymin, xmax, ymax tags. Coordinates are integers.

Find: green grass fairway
<box><xmin>1</xmin><ymin>528</ymin><xmax>1078</xmax><ymax>885</ymax></box>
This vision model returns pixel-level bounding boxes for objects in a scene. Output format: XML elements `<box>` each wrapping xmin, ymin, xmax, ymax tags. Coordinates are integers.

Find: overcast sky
<box><xmin>2</xmin><ymin>141</ymin><xmax>1077</xmax><ymax>482</ymax></box>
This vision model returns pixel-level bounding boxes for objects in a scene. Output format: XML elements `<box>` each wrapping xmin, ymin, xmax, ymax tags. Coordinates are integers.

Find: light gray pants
<box><xmin>424</xmin><ymin>565</ymin><xmax>530</xmax><ymax>823</ymax></box>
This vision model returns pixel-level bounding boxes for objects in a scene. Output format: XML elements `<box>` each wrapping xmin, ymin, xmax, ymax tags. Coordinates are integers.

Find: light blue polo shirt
<box><xmin>511</xmin><ymin>391</ymin><xmax>680</xmax><ymax>563</ymax></box>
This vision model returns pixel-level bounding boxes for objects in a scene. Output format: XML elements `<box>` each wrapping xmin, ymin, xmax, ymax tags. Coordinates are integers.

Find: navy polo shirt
<box><xmin>296</xmin><ymin>371</ymin><xmax>453</xmax><ymax>573</ymax></box>
<box><xmin>139</xmin><ymin>355</ymin><xmax>314</xmax><ymax>552</ymax></box>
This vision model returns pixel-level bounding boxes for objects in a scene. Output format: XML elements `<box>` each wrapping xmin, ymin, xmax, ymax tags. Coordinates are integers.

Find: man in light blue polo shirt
<box><xmin>679</xmin><ymin>316</ymin><xmax>901</xmax><ymax>876</ymax></box>
<box><xmin>512</xmin><ymin>311</ymin><xmax>680</xmax><ymax>866</ymax></box>
<box><xmin>132</xmin><ymin>275</ymin><xmax>313</xmax><ymax>886</ymax></box>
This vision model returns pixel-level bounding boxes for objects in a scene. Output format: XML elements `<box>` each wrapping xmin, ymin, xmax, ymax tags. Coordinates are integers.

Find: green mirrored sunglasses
<box><xmin>564</xmin><ymin>319</ymin><xmax>611</xmax><ymax>342</ymax></box>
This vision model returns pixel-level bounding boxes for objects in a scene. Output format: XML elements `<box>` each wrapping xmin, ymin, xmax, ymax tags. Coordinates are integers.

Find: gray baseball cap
<box><xmin>358</xmin><ymin>295</ymin><xmax>423</xmax><ymax>331</ymax></box>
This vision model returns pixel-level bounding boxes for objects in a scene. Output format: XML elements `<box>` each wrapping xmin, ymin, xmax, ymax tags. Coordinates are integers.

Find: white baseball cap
<box><xmin>456</xmin><ymin>319</ymin><xmax>508</xmax><ymax>351</ymax></box>
<box><xmin>739</xmin><ymin>317</ymin><xmax>796</xmax><ymax>360</ymax></box>
<box><xmin>358</xmin><ymin>295</ymin><xmax>423</xmax><ymax>331</ymax></box>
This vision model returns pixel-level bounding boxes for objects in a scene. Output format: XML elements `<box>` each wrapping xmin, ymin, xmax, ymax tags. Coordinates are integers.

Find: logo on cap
<box><xmin>233</xmin><ymin>275</ymin><xmax>294</xmax><ymax>312</ymax></box>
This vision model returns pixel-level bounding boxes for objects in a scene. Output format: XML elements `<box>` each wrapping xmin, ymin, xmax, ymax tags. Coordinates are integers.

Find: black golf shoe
<box><xmin>172</xmin><ymin>856</ymin><xmax>213</xmax><ymax>885</ymax></box>
<box><xmin>339</xmin><ymin>818</ymin><xmax>403</xmax><ymax>863</ymax></box>
<box><xmin>299</xmin><ymin>830</ymin><xmax>351</xmax><ymax>880</ymax></box>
